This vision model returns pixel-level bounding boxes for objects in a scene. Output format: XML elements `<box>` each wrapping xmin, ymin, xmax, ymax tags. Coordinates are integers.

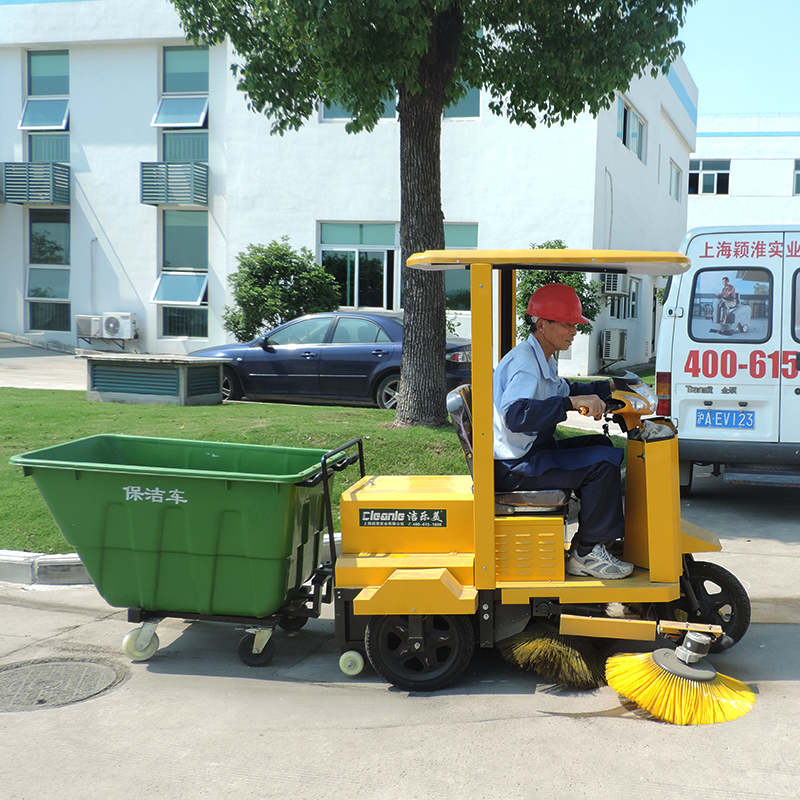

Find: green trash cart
<box><xmin>11</xmin><ymin>434</ymin><xmax>362</xmax><ymax>665</ymax></box>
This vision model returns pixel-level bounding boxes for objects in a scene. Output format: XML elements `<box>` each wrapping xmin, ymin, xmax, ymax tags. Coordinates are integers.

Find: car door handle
<box><xmin>301</xmin><ymin>351</ymin><xmax>318</xmax><ymax>359</ymax></box>
<box><xmin>371</xmin><ymin>349</ymin><xmax>388</xmax><ymax>357</ymax></box>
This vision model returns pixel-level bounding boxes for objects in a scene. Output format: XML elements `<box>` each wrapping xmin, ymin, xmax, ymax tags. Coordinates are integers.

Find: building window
<box><xmin>629</xmin><ymin>278</ymin><xmax>640</xmax><ymax>320</ymax></box>
<box><xmin>444</xmin><ymin>87</ymin><xmax>481</xmax><ymax>118</ymax></box>
<box><xmin>156</xmin><ymin>210</ymin><xmax>208</xmax><ymax>337</ymax></box>
<box><xmin>688</xmin><ymin>160</ymin><xmax>730</xmax><ymax>195</ymax></box>
<box><xmin>28</xmin><ymin>133</ymin><xmax>69</xmax><ymax>163</ymax></box>
<box><xmin>323</xmin><ymin>95</ymin><xmax>397</xmax><ymax>121</ymax></box>
<box><xmin>163</xmin><ymin>130</ymin><xmax>208</xmax><ymax>162</ymax></box>
<box><xmin>320</xmin><ymin>223</ymin><xmax>397</xmax><ymax>309</ymax></box>
<box><xmin>321</xmin><ymin>87</ymin><xmax>480</xmax><ymax>121</ymax></box>
<box><xmin>152</xmin><ymin>46</ymin><xmax>209</xmax><ymax>129</ymax></box>
<box><xmin>444</xmin><ymin>223</ymin><xmax>478</xmax><ymax>311</ymax></box>
<box><xmin>20</xmin><ymin>50</ymin><xmax>69</xmax><ymax>131</ymax></box>
<box><xmin>616</xmin><ymin>97</ymin><xmax>645</xmax><ymax>161</ymax></box>
<box><xmin>669</xmin><ymin>161</ymin><xmax>681</xmax><ymax>201</ymax></box>
<box><xmin>28</xmin><ymin>209</ymin><xmax>70</xmax><ymax>331</ymax></box>
<box><xmin>794</xmin><ymin>160</ymin><xmax>800</xmax><ymax>196</ymax></box>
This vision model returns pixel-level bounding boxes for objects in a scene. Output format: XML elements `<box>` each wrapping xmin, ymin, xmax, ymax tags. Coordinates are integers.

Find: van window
<box><xmin>689</xmin><ymin>267</ymin><xmax>772</xmax><ymax>343</ymax></box>
<box><xmin>793</xmin><ymin>270</ymin><xmax>800</xmax><ymax>344</ymax></box>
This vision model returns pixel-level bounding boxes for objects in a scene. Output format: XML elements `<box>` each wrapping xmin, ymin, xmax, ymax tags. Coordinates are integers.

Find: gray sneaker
<box><xmin>567</xmin><ymin>543</ymin><xmax>634</xmax><ymax>579</ymax></box>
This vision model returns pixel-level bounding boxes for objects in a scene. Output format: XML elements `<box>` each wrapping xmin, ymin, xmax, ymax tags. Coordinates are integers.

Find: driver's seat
<box><xmin>446</xmin><ymin>385</ymin><xmax>569</xmax><ymax>515</ymax></box>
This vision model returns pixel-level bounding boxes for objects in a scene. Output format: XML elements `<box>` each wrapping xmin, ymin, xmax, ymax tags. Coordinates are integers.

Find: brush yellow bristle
<box><xmin>606</xmin><ymin>651</ymin><xmax>755</xmax><ymax>725</ymax></box>
<box><xmin>499</xmin><ymin>623</ymin><xmax>606</xmax><ymax>690</ymax></box>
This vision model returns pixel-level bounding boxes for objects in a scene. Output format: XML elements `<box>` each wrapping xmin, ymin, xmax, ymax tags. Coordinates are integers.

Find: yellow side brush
<box><xmin>498</xmin><ymin>621</ymin><xmax>607</xmax><ymax>690</ymax></box>
<box><xmin>606</xmin><ymin>631</ymin><xmax>755</xmax><ymax>725</ymax></box>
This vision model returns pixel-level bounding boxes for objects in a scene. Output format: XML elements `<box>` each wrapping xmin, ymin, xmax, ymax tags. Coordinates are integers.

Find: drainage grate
<box><xmin>0</xmin><ymin>658</ymin><xmax>128</xmax><ymax>712</ymax></box>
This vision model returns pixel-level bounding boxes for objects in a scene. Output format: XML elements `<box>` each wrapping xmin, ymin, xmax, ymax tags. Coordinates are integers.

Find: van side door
<box><xmin>679</xmin><ymin>231</ymin><xmax>783</xmax><ymax>446</ymax></box>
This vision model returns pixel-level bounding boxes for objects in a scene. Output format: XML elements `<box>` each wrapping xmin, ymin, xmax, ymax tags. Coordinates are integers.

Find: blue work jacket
<box><xmin>493</xmin><ymin>335</ymin><xmax>623</xmax><ymax>477</ymax></box>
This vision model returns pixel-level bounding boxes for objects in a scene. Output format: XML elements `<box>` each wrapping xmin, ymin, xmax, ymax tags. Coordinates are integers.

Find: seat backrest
<box><xmin>447</xmin><ymin>383</ymin><xmax>569</xmax><ymax>513</ymax></box>
<box><xmin>446</xmin><ymin>384</ymin><xmax>474</xmax><ymax>476</ymax></box>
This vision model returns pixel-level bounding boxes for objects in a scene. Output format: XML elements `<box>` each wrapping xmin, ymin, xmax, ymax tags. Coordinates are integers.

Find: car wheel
<box><xmin>375</xmin><ymin>374</ymin><xmax>401</xmax><ymax>410</ymax></box>
<box><xmin>222</xmin><ymin>366</ymin><xmax>243</xmax><ymax>401</ymax></box>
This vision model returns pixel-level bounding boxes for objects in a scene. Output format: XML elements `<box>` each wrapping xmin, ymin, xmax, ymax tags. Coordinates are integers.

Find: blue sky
<box><xmin>678</xmin><ymin>0</ymin><xmax>800</xmax><ymax>116</ymax></box>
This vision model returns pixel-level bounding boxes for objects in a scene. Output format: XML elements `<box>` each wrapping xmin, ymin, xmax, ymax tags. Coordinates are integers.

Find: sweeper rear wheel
<box><xmin>365</xmin><ymin>614</ymin><xmax>475</xmax><ymax>692</ymax></box>
<box><xmin>657</xmin><ymin>560</ymin><xmax>750</xmax><ymax>652</ymax></box>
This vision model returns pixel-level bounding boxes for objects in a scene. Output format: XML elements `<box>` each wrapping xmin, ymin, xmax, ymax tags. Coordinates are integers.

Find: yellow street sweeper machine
<box><xmin>334</xmin><ymin>249</ymin><xmax>754</xmax><ymax>725</ymax></box>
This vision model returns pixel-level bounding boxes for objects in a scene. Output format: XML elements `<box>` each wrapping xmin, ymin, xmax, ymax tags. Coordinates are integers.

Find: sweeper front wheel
<box><xmin>365</xmin><ymin>614</ymin><xmax>475</xmax><ymax>692</ymax></box>
<box><xmin>658</xmin><ymin>560</ymin><xmax>751</xmax><ymax>652</ymax></box>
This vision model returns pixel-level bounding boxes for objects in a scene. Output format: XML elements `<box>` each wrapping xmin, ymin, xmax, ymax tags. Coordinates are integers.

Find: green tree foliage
<box><xmin>223</xmin><ymin>239</ymin><xmax>340</xmax><ymax>342</ymax></box>
<box><xmin>168</xmin><ymin>0</ymin><xmax>695</xmax><ymax>423</ymax></box>
<box><xmin>516</xmin><ymin>240</ymin><xmax>602</xmax><ymax>337</ymax></box>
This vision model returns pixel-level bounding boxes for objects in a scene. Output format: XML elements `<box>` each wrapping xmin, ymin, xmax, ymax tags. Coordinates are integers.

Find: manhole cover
<box><xmin>0</xmin><ymin>658</ymin><xmax>128</xmax><ymax>712</ymax></box>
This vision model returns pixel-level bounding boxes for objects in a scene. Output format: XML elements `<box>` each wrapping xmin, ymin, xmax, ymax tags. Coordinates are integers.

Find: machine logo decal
<box><xmin>359</xmin><ymin>509</ymin><xmax>447</xmax><ymax>527</ymax></box>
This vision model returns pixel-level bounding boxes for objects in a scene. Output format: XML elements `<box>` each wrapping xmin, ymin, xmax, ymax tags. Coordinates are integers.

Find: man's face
<box><xmin>539</xmin><ymin>319</ymin><xmax>577</xmax><ymax>352</ymax></box>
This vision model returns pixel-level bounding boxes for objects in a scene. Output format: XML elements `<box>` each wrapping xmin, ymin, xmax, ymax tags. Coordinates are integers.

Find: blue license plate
<box><xmin>695</xmin><ymin>409</ymin><xmax>755</xmax><ymax>429</ymax></box>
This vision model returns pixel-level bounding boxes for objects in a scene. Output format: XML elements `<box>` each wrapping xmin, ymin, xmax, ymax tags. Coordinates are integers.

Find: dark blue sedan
<box><xmin>190</xmin><ymin>311</ymin><xmax>471</xmax><ymax>409</ymax></box>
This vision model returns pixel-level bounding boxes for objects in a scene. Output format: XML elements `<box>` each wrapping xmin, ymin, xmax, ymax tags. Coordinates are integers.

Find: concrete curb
<box><xmin>0</xmin><ymin>550</ymin><xmax>90</xmax><ymax>585</ymax></box>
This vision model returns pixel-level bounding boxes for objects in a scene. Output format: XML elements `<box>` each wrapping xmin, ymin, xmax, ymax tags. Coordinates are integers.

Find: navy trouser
<box><xmin>495</xmin><ymin>434</ymin><xmax>624</xmax><ymax>546</ymax></box>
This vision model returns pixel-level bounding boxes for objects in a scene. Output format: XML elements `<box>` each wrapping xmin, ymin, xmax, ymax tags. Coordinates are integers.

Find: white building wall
<box><xmin>1</xmin><ymin>0</ymin><xmax>696</xmax><ymax>375</ymax></box>
<box><xmin>689</xmin><ymin>114</ymin><xmax>800</xmax><ymax>230</ymax></box>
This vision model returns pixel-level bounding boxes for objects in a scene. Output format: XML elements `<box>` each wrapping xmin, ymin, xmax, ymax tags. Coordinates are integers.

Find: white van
<box><xmin>655</xmin><ymin>226</ymin><xmax>800</xmax><ymax>493</ymax></box>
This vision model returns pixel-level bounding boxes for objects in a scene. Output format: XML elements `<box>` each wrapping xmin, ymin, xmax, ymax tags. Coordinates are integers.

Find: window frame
<box><xmin>150</xmin><ymin>271</ymin><xmax>209</xmax><ymax>306</ymax></box>
<box><xmin>688</xmin><ymin>159</ymin><xmax>731</xmax><ymax>196</ymax></box>
<box><xmin>151</xmin><ymin>95</ymin><xmax>209</xmax><ymax>129</ymax></box>
<box><xmin>669</xmin><ymin>160</ymin><xmax>682</xmax><ymax>201</ymax></box>
<box><xmin>688</xmin><ymin>266</ymin><xmax>773</xmax><ymax>344</ymax></box>
<box><xmin>18</xmin><ymin>97</ymin><xmax>70</xmax><ymax>131</ymax></box>
<box><xmin>616</xmin><ymin>96</ymin><xmax>646</xmax><ymax>162</ymax></box>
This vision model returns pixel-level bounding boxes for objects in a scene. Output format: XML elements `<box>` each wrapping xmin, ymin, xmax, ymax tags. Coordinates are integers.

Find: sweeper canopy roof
<box><xmin>406</xmin><ymin>248</ymin><xmax>691</xmax><ymax>275</ymax></box>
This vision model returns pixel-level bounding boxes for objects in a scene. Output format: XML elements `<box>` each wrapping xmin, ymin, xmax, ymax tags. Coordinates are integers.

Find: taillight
<box><xmin>656</xmin><ymin>371</ymin><xmax>671</xmax><ymax>416</ymax></box>
<box><xmin>446</xmin><ymin>349</ymin><xmax>471</xmax><ymax>363</ymax></box>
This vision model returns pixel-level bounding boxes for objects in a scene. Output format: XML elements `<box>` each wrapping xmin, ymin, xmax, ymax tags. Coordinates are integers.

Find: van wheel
<box><xmin>679</xmin><ymin>460</ymin><xmax>693</xmax><ymax>497</ymax></box>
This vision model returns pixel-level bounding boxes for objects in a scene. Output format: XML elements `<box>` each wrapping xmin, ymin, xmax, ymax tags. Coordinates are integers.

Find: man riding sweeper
<box><xmin>493</xmin><ymin>283</ymin><xmax>633</xmax><ymax>579</ymax></box>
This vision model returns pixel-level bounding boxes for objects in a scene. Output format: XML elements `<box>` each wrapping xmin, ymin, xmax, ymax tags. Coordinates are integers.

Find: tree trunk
<box><xmin>394</xmin><ymin>9</ymin><xmax>463</xmax><ymax>427</ymax></box>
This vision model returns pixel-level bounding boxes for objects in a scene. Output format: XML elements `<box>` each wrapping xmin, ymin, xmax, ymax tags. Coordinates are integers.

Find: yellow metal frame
<box><xmin>336</xmin><ymin>248</ymin><xmax>707</xmax><ymax>625</ymax></box>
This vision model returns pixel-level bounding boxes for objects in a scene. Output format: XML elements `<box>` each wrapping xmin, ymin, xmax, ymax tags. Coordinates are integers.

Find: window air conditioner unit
<box><xmin>601</xmin><ymin>273</ymin><xmax>629</xmax><ymax>295</ymax></box>
<box><xmin>75</xmin><ymin>315</ymin><xmax>103</xmax><ymax>338</ymax></box>
<box><xmin>102</xmin><ymin>312</ymin><xmax>137</xmax><ymax>339</ymax></box>
<box><xmin>602</xmin><ymin>329</ymin><xmax>627</xmax><ymax>361</ymax></box>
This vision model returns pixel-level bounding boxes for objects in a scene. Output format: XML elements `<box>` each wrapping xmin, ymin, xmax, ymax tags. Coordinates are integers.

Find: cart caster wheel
<box><xmin>122</xmin><ymin>627</ymin><xmax>160</xmax><ymax>662</ymax></box>
<box><xmin>238</xmin><ymin>633</ymin><xmax>276</xmax><ymax>667</ymax></box>
<box><xmin>339</xmin><ymin>650</ymin><xmax>365</xmax><ymax>676</ymax></box>
<box><xmin>278</xmin><ymin>614</ymin><xmax>308</xmax><ymax>632</ymax></box>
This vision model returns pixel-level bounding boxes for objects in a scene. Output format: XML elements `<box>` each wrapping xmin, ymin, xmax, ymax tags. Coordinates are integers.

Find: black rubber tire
<box><xmin>277</xmin><ymin>614</ymin><xmax>308</xmax><ymax>632</ymax></box>
<box><xmin>365</xmin><ymin>614</ymin><xmax>475</xmax><ymax>691</ymax></box>
<box><xmin>375</xmin><ymin>373</ymin><xmax>401</xmax><ymax>410</ymax></box>
<box><xmin>237</xmin><ymin>633</ymin><xmax>276</xmax><ymax>667</ymax></box>
<box><xmin>222</xmin><ymin>366</ymin><xmax>244</xmax><ymax>401</ymax></box>
<box><xmin>658</xmin><ymin>561</ymin><xmax>751</xmax><ymax>652</ymax></box>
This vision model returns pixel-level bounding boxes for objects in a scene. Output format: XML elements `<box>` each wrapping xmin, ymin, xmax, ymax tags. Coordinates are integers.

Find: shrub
<box><xmin>224</xmin><ymin>237</ymin><xmax>340</xmax><ymax>341</ymax></box>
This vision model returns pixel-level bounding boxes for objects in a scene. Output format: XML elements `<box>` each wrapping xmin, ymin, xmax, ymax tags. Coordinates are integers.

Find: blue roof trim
<box><xmin>667</xmin><ymin>65</ymin><xmax>697</xmax><ymax>126</ymax></box>
<box><xmin>697</xmin><ymin>131</ymin><xmax>800</xmax><ymax>138</ymax></box>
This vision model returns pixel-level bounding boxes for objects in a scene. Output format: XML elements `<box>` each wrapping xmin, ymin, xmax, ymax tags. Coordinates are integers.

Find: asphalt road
<box><xmin>1</xmin><ymin>336</ymin><xmax>799</xmax><ymax>798</ymax></box>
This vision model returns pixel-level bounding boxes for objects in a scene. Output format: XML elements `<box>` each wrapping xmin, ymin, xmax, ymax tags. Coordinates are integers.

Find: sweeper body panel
<box><xmin>334</xmin><ymin>249</ymin><xmax>751</xmax><ymax>695</ymax></box>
